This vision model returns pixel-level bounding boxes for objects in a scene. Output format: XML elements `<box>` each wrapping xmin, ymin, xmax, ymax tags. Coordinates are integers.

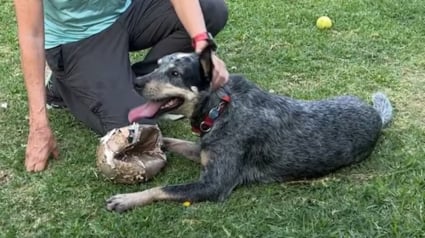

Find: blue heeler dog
<box><xmin>106</xmin><ymin>46</ymin><xmax>393</xmax><ymax>212</ymax></box>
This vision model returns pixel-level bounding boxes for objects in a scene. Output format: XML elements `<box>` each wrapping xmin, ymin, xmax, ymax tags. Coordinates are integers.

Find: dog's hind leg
<box><xmin>162</xmin><ymin>137</ymin><xmax>201</xmax><ymax>163</ymax></box>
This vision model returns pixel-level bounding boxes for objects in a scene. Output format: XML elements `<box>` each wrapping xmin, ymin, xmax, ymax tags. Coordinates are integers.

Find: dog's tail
<box><xmin>372</xmin><ymin>92</ymin><xmax>393</xmax><ymax>128</ymax></box>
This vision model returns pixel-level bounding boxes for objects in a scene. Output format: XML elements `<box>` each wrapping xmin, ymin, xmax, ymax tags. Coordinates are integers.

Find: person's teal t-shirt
<box><xmin>44</xmin><ymin>0</ymin><xmax>132</xmax><ymax>49</ymax></box>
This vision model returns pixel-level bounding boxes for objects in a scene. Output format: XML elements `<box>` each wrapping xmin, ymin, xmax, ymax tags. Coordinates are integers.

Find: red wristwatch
<box><xmin>191</xmin><ymin>32</ymin><xmax>217</xmax><ymax>51</ymax></box>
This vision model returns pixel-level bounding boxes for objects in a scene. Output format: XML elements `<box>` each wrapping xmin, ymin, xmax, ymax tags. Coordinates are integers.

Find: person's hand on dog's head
<box><xmin>210</xmin><ymin>54</ymin><xmax>229</xmax><ymax>90</ymax></box>
<box><xmin>196</xmin><ymin>41</ymin><xmax>229</xmax><ymax>90</ymax></box>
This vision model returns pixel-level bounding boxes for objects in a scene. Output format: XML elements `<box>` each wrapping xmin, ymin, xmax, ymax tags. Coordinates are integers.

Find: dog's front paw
<box><xmin>106</xmin><ymin>194</ymin><xmax>136</xmax><ymax>213</ymax></box>
<box><xmin>106</xmin><ymin>188</ymin><xmax>164</xmax><ymax>212</ymax></box>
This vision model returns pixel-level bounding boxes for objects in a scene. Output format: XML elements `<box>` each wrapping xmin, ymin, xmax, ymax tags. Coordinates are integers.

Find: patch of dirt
<box><xmin>388</xmin><ymin>66</ymin><xmax>425</xmax><ymax>130</ymax></box>
<box><xmin>402</xmin><ymin>68</ymin><xmax>425</xmax><ymax>120</ymax></box>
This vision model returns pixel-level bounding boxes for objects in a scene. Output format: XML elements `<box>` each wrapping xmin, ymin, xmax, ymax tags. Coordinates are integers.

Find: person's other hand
<box><xmin>195</xmin><ymin>40</ymin><xmax>229</xmax><ymax>90</ymax></box>
<box><xmin>210</xmin><ymin>53</ymin><xmax>229</xmax><ymax>90</ymax></box>
<box><xmin>25</xmin><ymin>125</ymin><xmax>59</xmax><ymax>172</ymax></box>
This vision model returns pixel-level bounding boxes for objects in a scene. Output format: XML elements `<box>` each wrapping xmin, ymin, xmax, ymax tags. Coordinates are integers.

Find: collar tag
<box><xmin>191</xmin><ymin>89</ymin><xmax>231</xmax><ymax>135</ymax></box>
<box><xmin>208</xmin><ymin>107</ymin><xmax>220</xmax><ymax>119</ymax></box>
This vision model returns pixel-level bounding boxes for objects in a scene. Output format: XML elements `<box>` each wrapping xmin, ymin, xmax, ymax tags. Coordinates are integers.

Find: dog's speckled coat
<box><xmin>106</xmin><ymin>48</ymin><xmax>393</xmax><ymax>212</ymax></box>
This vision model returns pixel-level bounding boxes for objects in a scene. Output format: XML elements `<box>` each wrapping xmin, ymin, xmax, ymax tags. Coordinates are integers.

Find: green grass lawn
<box><xmin>1</xmin><ymin>0</ymin><xmax>425</xmax><ymax>237</ymax></box>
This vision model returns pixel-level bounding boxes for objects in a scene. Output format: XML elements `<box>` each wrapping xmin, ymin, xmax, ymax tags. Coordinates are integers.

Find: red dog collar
<box><xmin>192</xmin><ymin>94</ymin><xmax>231</xmax><ymax>135</ymax></box>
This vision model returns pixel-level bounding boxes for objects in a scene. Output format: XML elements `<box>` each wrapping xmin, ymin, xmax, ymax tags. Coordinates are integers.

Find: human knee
<box><xmin>200</xmin><ymin>0</ymin><xmax>228</xmax><ymax>36</ymax></box>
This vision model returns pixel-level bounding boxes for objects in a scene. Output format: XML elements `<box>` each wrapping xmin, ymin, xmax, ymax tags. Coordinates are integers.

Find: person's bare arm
<box><xmin>15</xmin><ymin>0</ymin><xmax>46</xmax><ymax>121</ymax></box>
<box><xmin>170</xmin><ymin>0</ymin><xmax>207</xmax><ymax>41</ymax></box>
<box><xmin>170</xmin><ymin>0</ymin><xmax>228</xmax><ymax>89</ymax></box>
<box><xmin>14</xmin><ymin>0</ymin><xmax>58</xmax><ymax>172</ymax></box>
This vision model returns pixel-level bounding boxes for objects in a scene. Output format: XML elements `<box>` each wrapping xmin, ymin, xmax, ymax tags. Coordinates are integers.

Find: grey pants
<box><xmin>45</xmin><ymin>0</ymin><xmax>228</xmax><ymax>135</ymax></box>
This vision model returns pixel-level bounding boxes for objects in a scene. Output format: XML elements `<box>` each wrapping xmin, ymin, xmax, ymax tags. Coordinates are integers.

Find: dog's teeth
<box><xmin>161</xmin><ymin>99</ymin><xmax>178</xmax><ymax>109</ymax></box>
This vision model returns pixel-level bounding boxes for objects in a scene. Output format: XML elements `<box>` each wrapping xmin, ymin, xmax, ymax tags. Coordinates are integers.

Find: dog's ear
<box><xmin>198</xmin><ymin>46</ymin><xmax>214</xmax><ymax>82</ymax></box>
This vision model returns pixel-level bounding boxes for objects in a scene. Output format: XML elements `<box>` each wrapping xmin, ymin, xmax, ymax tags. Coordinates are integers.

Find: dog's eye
<box><xmin>171</xmin><ymin>71</ymin><xmax>180</xmax><ymax>77</ymax></box>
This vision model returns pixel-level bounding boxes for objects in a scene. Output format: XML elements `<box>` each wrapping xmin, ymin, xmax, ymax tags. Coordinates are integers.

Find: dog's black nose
<box><xmin>134</xmin><ymin>76</ymin><xmax>150</xmax><ymax>90</ymax></box>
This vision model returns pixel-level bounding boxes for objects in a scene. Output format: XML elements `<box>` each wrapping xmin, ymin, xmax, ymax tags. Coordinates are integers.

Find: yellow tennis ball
<box><xmin>183</xmin><ymin>201</ymin><xmax>191</xmax><ymax>207</ymax></box>
<box><xmin>316</xmin><ymin>16</ymin><xmax>332</xmax><ymax>29</ymax></box>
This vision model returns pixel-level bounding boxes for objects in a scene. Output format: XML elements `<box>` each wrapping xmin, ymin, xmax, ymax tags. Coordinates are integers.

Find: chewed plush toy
<box><xmin>96</xmin><ymin>123</ymin><xmax>166</xmax><ymax>184</ymax></box>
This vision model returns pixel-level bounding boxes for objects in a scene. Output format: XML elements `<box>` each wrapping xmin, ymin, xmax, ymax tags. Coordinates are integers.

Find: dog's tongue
<box><xmin>128</xmin><ymin>101</ymin><xmax>163</xmax><ymax>123</ymax></box>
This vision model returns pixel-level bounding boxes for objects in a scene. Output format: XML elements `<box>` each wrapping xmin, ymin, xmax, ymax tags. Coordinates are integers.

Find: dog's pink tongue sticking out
<box><xmin>128</xmin><ymin>102</ymin><xmax>163</xmax><ymax>123</ymax></box>
<box><xmin>129</xmin><ymin>98</ymin><xmax>184</xmax><ymax>122</ymax></box>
